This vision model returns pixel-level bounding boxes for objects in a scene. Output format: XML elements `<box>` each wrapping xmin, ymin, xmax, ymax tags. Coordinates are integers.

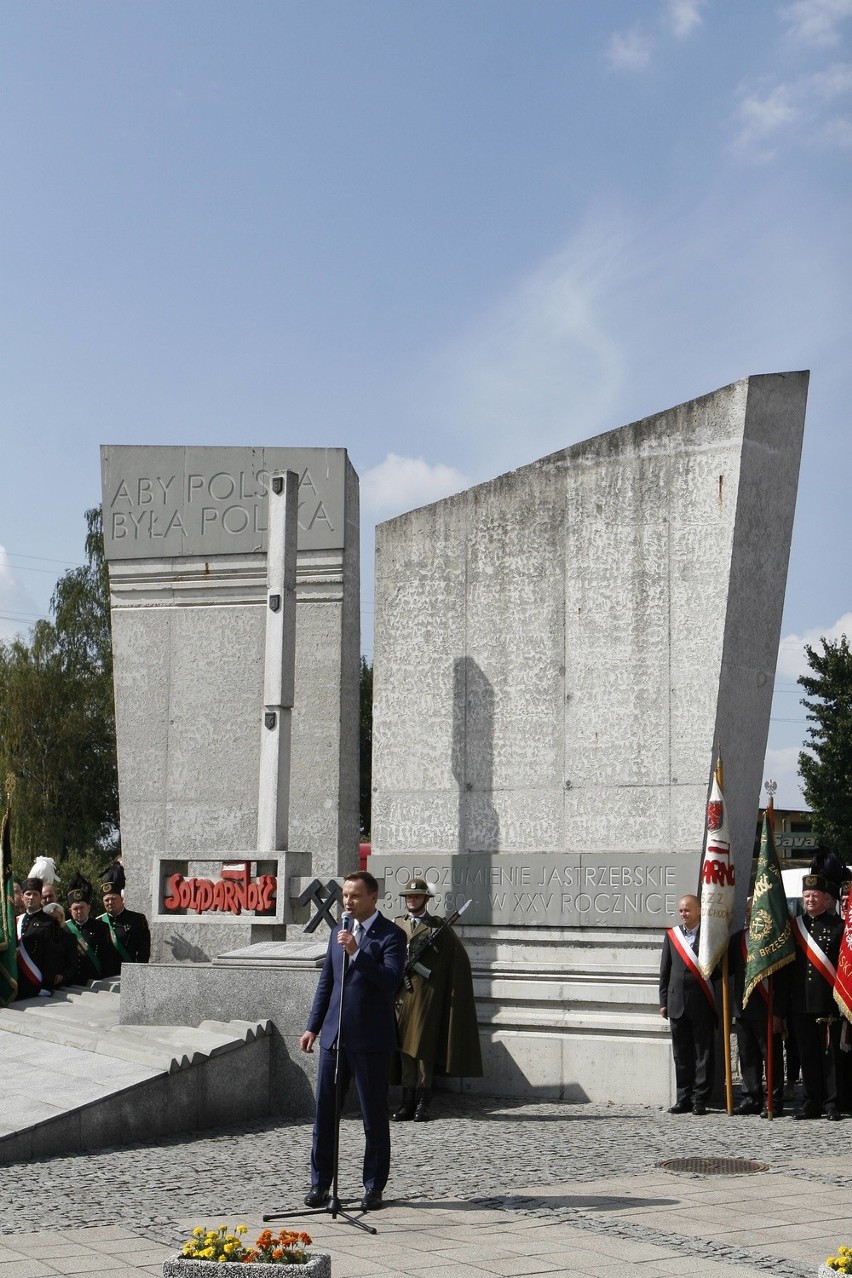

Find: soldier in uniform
<box><xmin>787</xmin><ymin>851</ymin><xmax>845</xmax><ymax>1121</ymax></box>
<box><xmin>98</xmin><ymin>871</ymin><xmax>151</xmax><ymax>969</ymax></box>
<box><xmin>16</xmin><ymin>877</ymin><xmax>75</xmax><ymax>998</ymax></box>
<box><xmin>392</xmin><ymin>878</ymin><xmax>482</xmax><ymax>1123</ymax></box>
<box><xmin>65</xmin><ymin>875</ymin><xmax>114</xmax><ymax>984</ymax></box>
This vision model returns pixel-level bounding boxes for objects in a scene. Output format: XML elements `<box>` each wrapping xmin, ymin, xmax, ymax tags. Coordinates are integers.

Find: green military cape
<box><xmin>393</xmin><ymin>914</ymin><xmax>483</xmax><ymax>1078</ymax></box>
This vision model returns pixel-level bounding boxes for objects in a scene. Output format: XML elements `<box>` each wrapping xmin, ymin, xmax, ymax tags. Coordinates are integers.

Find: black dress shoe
<box><xmin>304</xmin><ymin>1186</ymin><xmax>330</xmax><ymax>1207</ymax></box>
<box><xmin>793</xmin><ymin>1105</ymin><xmax>821</xmax><ymax>1120</ymax></box>
<box><xmin>360</xmin><ymin>1188</ymin><xmax>383</xmax><ymax>1211</ymax></box>
<box><xmin>760</xmin><ymin>1105</ymin><xmax>785</xmax><ymax>1118</ymax></box>
<box><xmin>825</xmin><ymin>1109</ymin><xmax>842</xmax><ymax>1121</ymax></box>
<box><xmin>668</xmin><ymin>1100</ymin><xmax>692</xmax><ymax>1114</ymax></box>
<box><xmin>692</xmin><ymin>1101</ymin><xmax>707</xmax><ymax>1115</ymax></box>
<box><xmin>733</xmin><ymin>1100</ymin><xmax>760</xmax><ymax>1115</ymax></box>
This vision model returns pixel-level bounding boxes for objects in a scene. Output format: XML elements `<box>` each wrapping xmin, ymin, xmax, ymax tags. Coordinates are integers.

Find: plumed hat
<box><xmin>99</xmin><ymin>860</ymin><xmax>125</xmax><ymax>895</ymax></box>
<box><xmin>803</xmin><ymin>848</ymin><xmax>846</xmax><ymax>899</ymax></box>
<box><xmin>66</xmin><ymin>873</ymin><xmax>93</xmax><ymax>906</ymax></box>
<box><xmin>28</xmin><ymin>856</ymin><xmax>58</xmax><ymax>885</ymax></box>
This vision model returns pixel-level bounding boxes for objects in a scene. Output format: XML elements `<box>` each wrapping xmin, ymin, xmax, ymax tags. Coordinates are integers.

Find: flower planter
<box><xmin>163</xmin><ymin>1252</ymin><xmax>331</xmax><ymax>1278</ymax></box>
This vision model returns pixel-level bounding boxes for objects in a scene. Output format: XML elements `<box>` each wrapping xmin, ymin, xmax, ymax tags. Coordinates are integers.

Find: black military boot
<box><xmin>391</xmin><ymin>1088</ymin><xmax>416</xmax><ymax>1121</ymax></box>
<box><xmin>413</xmin><ymin>1088</ymin><xmax>432</xmax><ymax>1122</ymax></box>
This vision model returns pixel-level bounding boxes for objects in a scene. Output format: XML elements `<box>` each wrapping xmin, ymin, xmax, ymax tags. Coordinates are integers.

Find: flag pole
<box><xmin>764</xmin><ymin>793</ymin><xmax>776</xmax><ymax>1119</ymax></box>
<box><xmin>716</xmin><ymin>753</ymin><xmax>734</xmax><ymax>1117</ymax></box>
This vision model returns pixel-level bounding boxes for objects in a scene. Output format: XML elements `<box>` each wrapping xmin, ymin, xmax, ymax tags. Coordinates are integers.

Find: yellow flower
<box><xmin>236</xmin><ymin>1225</ymin><xmax>248</xmax><ymax>1235</ymax></box>
<box><xmin>193</xmin><ymin>1227</ymin><xmax>205</xmax><ymax>1237</ymax></box>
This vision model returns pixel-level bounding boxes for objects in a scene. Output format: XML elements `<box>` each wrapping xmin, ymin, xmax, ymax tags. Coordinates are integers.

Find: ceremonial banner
<box><xmin>833</xmin><ymin>891</ymin><xmax>852</xmax><ymax>1024</ymax></box>
<box><xmin>0</xmin><ymin>802</ymin><xmax>17</xmax><ymax>1006</ymax></box>
<box><xmin>698</xmin><ymin>766</ymin><xmax>735</xmax><ymax>978</ymax></box>
<box><xmin>743</xmin><ymin>812</ymin><xmax>795</xmax><ymax>1009</ymax></box>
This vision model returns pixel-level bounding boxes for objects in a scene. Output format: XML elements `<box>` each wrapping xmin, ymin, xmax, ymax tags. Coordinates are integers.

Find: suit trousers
<box><xmin>311</xmin><ymin>1044</ymin><xmax>392</xmax><ymax>1193</ymax></box>
<box><xmin>736</xmin><ymin>1016</ymin><xmax>783</xmax><ymax>1106</ymax></box>
<box><xmin>669</xmin><ymin>1011</ymin><xmax>715</xmax><ymax>1104</ymax></box>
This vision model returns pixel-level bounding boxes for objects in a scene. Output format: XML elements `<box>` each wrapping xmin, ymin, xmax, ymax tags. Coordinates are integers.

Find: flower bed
<box><xmin>163</xmin><ymin>1225</ymin><xmax>331</xmax><ymax>1278</ymax></box>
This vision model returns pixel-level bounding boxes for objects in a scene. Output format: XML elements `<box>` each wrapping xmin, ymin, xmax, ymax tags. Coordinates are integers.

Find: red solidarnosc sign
<box><xmin>163</xmin><ymin>863</ymin><xmax>277</xmax><ymax>916</ymax></box>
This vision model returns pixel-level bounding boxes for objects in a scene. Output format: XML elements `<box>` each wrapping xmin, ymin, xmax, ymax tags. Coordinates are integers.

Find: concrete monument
<box><xmin>370</xmin><ymin>373</ymin><xmax>808</xmax><ymax>1104</ymax></box>
<box><xmin>101</xmin><ymin>446</ymin><xmax>360</xmax><ymax>963</ymax></box>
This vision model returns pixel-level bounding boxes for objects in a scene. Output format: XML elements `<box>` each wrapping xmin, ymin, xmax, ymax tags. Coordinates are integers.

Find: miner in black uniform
<box><xmin>787</xmin><ymin>852</ymin><xmax>845</xmax><ymax>1121</ymax></box>
<box><xmin>391</xmin><ymin>878</ymin><xmax>482</xmax><ymax>1123</ymax></box>
<box><xmin>98</xmin><ymin>876</ymin><xmax>151</xmax><ymax>969</ymax></box>
<box><xmin>16</xmin><ymin>877</ymin><xmax>75</xmax><ymax>998</ymax></box>
<box><xmin>65</xmin><ymin>876</ymin><xmax>114</xmax><ymax>984</ymax></box>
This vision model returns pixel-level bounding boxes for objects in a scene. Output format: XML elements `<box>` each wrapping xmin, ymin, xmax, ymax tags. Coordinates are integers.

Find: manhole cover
<box><xmin>657</xmin><ymin>1156</ymin><xmax>769</xmax><ymax>1175</ymax></box>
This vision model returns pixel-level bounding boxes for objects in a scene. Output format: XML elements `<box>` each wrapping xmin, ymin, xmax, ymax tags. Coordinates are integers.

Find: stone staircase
<box><xmin>0</xmin><ymin>978</ymin><xmax>272</xmax><ymax>1163</ymax></box>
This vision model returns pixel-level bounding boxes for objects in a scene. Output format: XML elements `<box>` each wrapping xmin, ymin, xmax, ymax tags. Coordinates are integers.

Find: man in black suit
<box><xmin>300</xmin><ymin>870</ymin><xmax>406</xmax><ymax>1211</ymax></box>
<box><xmin>659</xmin><ymin>894</ymin><xmax>717</xmax><ymax>1115</ymax></box>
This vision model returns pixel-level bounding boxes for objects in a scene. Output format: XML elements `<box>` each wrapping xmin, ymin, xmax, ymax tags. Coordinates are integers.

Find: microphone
<box><xmin>341</xmin><ymin>912</ymin><xmax>352</xmax><ymax>933</ymax></box>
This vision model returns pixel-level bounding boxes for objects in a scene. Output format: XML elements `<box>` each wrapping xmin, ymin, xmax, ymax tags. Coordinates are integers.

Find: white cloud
<box><xmin>762</xmin><ymin>746</ymin><xmax>807</xmax><ymax>809</ymax></box>
<box><xmin>734</xmin><ymin>81</ymin><xmax>802</xmax><ymax>154</ymax></box>
<box><xmin>780</xmin><ymin>0</ymin><xmax>852</xmax><ymax>49</ymax></box>
<box><xmin>0</xmin><ymin>547</ymin><xmax>43</xmax><ymax>643</ymax></box>
<box><xmin>608</xmin><ymin>1</ymin><xmax>704</xmax><ymax>69</ymax></box>
<box><xmin>775</xmin><ymin>611</ymin><xmax>852</xmax><ymax>681</ymax></box>
<box><xmin>733</xmin><ymin>62</ymin><xmax>852</xmax><ymax>154</ymax></box>
<box><xmin>422</xmin><ymin>218</ymin><xmax>627</xmax><ymax>478</ymax></box>
<box><xmin>361</xmin><ymin>454</ymin><xmax>469</xmax><ymax>519</ymax></box>
<box><xmin>664</xmin><ymin>0</ymin><xmax>707</xmax><ymax>39</ymax></box>
<box><xmin>607</xmin><ymin>28</ymin><xmax>654</xmax><ymax>70</ymax></box>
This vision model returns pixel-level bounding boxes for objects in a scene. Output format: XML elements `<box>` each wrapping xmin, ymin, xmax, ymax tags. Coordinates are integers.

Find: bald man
<box><xmin>659</xmin><ymin>894</ymin><xmax>717</xmax><ymax>1115</ymax></box>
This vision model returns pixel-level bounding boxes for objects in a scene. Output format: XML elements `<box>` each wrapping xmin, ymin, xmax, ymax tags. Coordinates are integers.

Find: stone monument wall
<box><xmin>101</xmin><ymin>445</ymin><xmax>360</xmax><ymax>962</ymax></box>
<box><xmin>371</xmin><ymin>373</ymin><xmax>808</xmax><ymax>1103</ymax></box>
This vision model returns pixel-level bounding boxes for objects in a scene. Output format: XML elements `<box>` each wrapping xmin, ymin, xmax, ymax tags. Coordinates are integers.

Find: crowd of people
<box><xmin>660</xmin><ymin>849</ymin><xmax>851</xmax><ymax>1121</ymax></box>
<box><xmin>13</xmin><ymin>858</ymin><xmax>150</xmax><ymax>997</ymax></box>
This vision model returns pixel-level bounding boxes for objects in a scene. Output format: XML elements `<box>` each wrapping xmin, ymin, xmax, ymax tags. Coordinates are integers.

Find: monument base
<box><xmin>455</xmin><ymin>926</ymin><xmax>675</xmax><ymax>1106</ymax></box>
<box><xmin>121</xmin><ymin>928</ymin><xmax>680</xmax><ymax>1111</ymax></box>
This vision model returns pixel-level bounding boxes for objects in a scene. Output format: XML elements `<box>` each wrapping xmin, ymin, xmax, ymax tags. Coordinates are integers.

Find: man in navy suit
<box><xmin>300</xmin><ymin>870</ymin><xmax>406</xmax><ymax>1211</ymax></box>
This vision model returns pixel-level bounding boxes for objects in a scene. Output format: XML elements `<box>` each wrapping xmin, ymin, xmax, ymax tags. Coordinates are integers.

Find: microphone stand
<box><xmin>264</xmin><ymin>913</ymin><xmax>378</xmax><ymax>1236</ymax></box>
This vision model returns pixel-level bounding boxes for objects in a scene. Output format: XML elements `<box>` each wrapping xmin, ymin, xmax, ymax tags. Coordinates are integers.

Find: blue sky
<box><xmin>1</xmin><ymin>0</ymin><xmax>850</xmax><ymax>808</ymax></box>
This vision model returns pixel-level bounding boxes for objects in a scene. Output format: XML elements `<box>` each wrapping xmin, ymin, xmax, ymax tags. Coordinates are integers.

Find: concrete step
<box><xmin>0</xmin><ymin>983</ymin><xmax>272</xmax><ymax>1163</ymax></box>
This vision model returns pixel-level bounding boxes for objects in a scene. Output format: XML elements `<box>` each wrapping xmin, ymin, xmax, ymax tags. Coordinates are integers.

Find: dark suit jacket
<box><xmin>659</xmin><ymin>927</ymin><xmax>717</xmax><ymax>1023</ymax></box>
<box><xmin>307</xmin><ymin>912</ymin><xmax>406</xmax><ymax>1054</ymax></box>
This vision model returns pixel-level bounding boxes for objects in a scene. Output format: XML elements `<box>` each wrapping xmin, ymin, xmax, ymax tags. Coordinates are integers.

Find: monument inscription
<box><xmin>370</xmin><ymin>853</ymin><xmax>697</xmax><ymax>927</ymax></box>
<box><xmin>101</xmin><ymin>445</ymin><xmax>346</xmax><ymax>557</ymax></box>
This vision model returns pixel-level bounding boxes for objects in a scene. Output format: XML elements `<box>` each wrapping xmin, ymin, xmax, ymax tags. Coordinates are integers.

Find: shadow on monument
<box><xmin>452</xmin><ymin>657</ymin><xmax>500</xmax><ymax>924</ymax></box>
<box><xmin>480</xmin><ymin>1039</ymin><xmax>591</xmax><ymax>1104</ymax></box>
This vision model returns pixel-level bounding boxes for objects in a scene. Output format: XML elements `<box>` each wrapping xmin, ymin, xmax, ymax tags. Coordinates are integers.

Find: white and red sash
<box><xmin>794</xmin><ymin>915</ymin><xmax>837</xmax><ymax>987</ymax></box>
<box><xmin>16</xmin><ymin>914</ymin><xmax>44</xmax><ymax>991</ymax></box>
<box><xmin>668</xmin><ymin>927</ymin><xmax>716</xmax><ymax>1010</ymax></box>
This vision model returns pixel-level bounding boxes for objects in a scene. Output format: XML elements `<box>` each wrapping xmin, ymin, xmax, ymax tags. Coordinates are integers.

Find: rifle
<box><xmin>400</xmin><ymin>899</ymin><xmax>472</xmax><ymax>992</ymax></box>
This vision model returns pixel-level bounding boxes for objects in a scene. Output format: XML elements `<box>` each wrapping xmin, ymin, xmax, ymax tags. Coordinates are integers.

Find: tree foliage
<box><xmin>798</xmin><ymin>633</ymin><xmax>852</xmax><ymax>862</ymax></box>
<box><xmin>0</xmin><ymin>508</ymin><xmax>119</xmax><ymax>872</ymax></box>
<box><xmin>360</xmin><ymin>656</ymin><xmax>373</xmax><ymax>840</ymax></box>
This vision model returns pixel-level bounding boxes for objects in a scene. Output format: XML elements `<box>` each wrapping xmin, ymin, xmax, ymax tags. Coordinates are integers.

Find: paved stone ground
<box><xmin>0</xmin><ymin>1096</ymin><xmax>849</xmax><ymax>1276</ymax></box>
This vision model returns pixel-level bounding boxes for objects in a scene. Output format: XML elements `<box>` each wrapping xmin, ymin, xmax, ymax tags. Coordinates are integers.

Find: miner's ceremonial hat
<box><xmin>400</xmin><ymin>877</ymin><xmax>436</xmax><ymax>897</ymax></box>
<box><xmin>67</xmin><ymin>873</ymin><xmax>93</xmax><ymax>906</ymax></box>
<box><xmin>21</xmin><ymin>877</ymin><xmax>43</xmax><ymax>893</ymax></box>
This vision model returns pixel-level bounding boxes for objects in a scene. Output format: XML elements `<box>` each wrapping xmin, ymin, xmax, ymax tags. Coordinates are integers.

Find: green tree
<box><xmin>0</xmin><ymin>507</ymin><xmax>118</xmax><ymax>870</ymax></box>
<box><xmin>360</xmin><ymin>656</ymin><xmax>373</xmax><ymax>840</ymax></box>
<box><xmin>798</xmin><ymin>633</ymin><xmax>852</xmax><ymax>862</ymax></box>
